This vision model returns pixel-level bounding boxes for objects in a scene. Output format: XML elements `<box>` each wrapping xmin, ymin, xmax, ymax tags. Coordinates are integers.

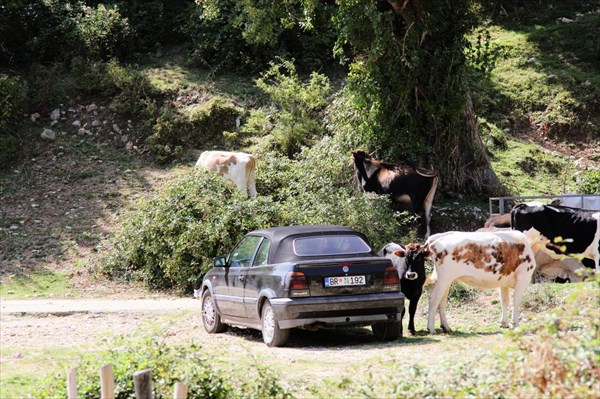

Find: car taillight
<box><xmin>383</xmin><ymin>266</ymin><xmax>400</xmax><ymax>291</ymax></box>
<box><xmin>285</xmin><ymin>272</ymin><xmax>310</xmax><ymax>297</ymax></box>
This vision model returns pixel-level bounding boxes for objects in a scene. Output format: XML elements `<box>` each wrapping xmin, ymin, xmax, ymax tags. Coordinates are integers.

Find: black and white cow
<box><xmin>379</xmin><ymin>242</ymin><xmax>427</xmax><ymax>335</ymax></box>
<box><xmin>352</xmin><ymin>150</ymin><xmax>439</xmax><ymax>238</ymax></box>
<box><xmin>511</xmin><ymin>203</ymin><xmax>600</xmax><ymax>272</ymax></box>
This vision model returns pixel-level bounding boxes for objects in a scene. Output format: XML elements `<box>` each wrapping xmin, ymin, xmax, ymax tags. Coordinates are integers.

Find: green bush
<box><xmin>74</xmin><ymin>4</ymin><xmax>131</xmax><ymax>59</ymax></box>
<box><xmin>255</xmin><ymin>58</ymin><xmax>331</xmax><ymax>157</ymax></box>
<box><xmin>187</xmin><ymin>96</ymin><xmax>242</xmax><ymax>146</ymax></box>
<box><xmin>0</xmin><ymin>74</ymin><xmax>26</xmax><ymax>133</ymax></box>
<box><xmin>0</xmin><ymin>74</ymin><xmax>27</xmax><ymax>169</ymax></box>
<box><xmin>331</xmin><ymin>279</ymin><xmax>599</xmax><ymax>398</ymax></box>
<box><xmin>100</xmin><ymin>169</ymin><xmax>286</xmax><ymax>291</ymax></box>
<box><xmin>101</xmin><ymin>137</ymin><xmax>409</xmax><ymax>292</ymax></box>
<box><xmin>33</xmin><ymin>334</ymin><xmax>290</xmax><ymax>399</ymax></box>
<box><xmin>577</xmin><ymin>170</ymin><xmax>600</xmax><ymax>195</ymax></box>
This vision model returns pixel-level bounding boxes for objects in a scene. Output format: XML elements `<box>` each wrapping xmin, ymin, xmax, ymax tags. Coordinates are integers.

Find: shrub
<box><xmin>0</xmin><ymin>74</ymin><xmax>27</xmax><ymax>169</ymax></box>
<box><xmin>331</xmin><ymin>279</ymin><xmax>599</xmax><ymax>398</ymax></box>
<box><xmin>187</xmin><ymin>96</ymin><xmax>242</xmax><ymax>146</ymax></box>
<box><xmin>34</xmin><ymin>334</ymin><xmax>290</xmax><ymax>399</ymax></box>
<box><xmin>106</xmin><ymin>60</ymin><xmax>158</xmax><ymax>118</ymax></box>
<box><xmin>0</xmin><ymin>74</ymin><xmax>26</xmax><ymax>133</ymax></box>
<box><xmin>100</xmin><ymin>169</ymin><xmax>287</xmax><ymax>292</ymax></box>
<box><xmin>101</xmin><ymin>137</ymin><xmax>409</xmax><ymax>292</ymax></box>
<box><xmin>577</xmin><ymin>170</ymin><xmax>600</xmax><ymax>195</ymax></box>
<box><xmin>74</xmin><ymin>4</ymin><xmax>131</xmax><ymax>59</ymax></box>
<box><xmin>255</xmin><ymin>58</ymin><xmax>331</xmax><ymax>157</ymax></box>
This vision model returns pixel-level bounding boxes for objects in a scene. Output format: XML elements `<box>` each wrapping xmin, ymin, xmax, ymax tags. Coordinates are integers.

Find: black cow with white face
<box><xmin>511</xmin><ymin>203</ymin><xmax>600</xmax><ymax>272</ymax></box>
<box><xmin>379</xmin><ymin>242</ymin><xmax>428</xmax><ymax>335</ymax></box>
<box><xmin>352</xmin><ymin>150</ymin><xmax>439</xmax><ymax>238</ymax></box>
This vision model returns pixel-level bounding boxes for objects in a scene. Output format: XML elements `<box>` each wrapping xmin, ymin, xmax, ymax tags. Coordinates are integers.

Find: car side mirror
<box><xmin>213</xmin><ymin>256</ymin><xmax>227</xmax><ymax>267</ymax></box>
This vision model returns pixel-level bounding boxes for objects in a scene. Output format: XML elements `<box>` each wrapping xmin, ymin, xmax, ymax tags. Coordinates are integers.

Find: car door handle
<box><xmin>238</xmin><ymin>276</ymin><xmax>245</xmax><ymax>282</ymax></box>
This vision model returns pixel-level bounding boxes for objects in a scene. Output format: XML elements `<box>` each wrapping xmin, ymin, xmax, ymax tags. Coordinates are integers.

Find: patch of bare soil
<box><xmin>0</xmin><ymin>103</ymin><xmax>188</xmax><ymax>297</ymax></box>
<box><xmin>0</xmin><ymin>296</ymin><xmax>510</xmax><ymax>398</ymax></box>
<box><xmin>519</xmin><ymin>120</ymin><xmax>600</xmax><ymax>167</ymax></box>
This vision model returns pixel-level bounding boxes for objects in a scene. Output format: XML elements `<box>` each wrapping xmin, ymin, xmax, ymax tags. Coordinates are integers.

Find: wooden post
<box><xmin>100</xmin><ymin>364</ymin><xmax>115</xmax><ymax>399</ymax></box>
<box><xmin>133</xmin><ymin>369</ymin><xmax>153</xmax><ymax>399</ymax></box>
<box><xmin>173</xmin><ymin>381</ymin><xmax>188</xmax><ymax>399</ymax></box>
<box><xmin>67</xmin><ymin>368</ymin><xmax>77</xmax><ymax>399</ymax></box>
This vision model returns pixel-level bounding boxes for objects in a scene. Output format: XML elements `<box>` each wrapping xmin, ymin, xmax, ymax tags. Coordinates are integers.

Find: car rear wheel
<box><xmin>261</xmin><ymin>302</ymin><xmax>290</xmax><ymax>347</ymax></box>
<box><xmin>202</xmin><ymin>290</ymin><xmax>227</xmax><ymax>333</ymax></box>
<box><xmin>372</xmin><ymin>321</ymin><xmax>401</xmax><ymax>341</ymax></box>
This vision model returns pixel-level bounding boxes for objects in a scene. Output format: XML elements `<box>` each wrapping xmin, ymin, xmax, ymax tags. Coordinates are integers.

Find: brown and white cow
<box><xmin>196</xmin><ymin>150</ymin><xmax>257</xmax><ymax>197</ymax></box>
<box><xmin>406</xmin><ymin>231</ymin><xmax>536</xmax><ymax>334</ymax></box>
<box><xmin>352</xmin><ymin>150</ymin><xmax>439</xmax><ymax>238</ymax></box>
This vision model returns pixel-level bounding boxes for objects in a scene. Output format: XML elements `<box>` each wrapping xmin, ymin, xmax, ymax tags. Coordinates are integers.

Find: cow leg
<box><xmin>427</xmin><ymin>279</ymin><xmax>448</xmax><ymax>334</ymax></box>
<box><xmin>511</xmin><ymin>277</ymin><xmax>530</xmax><ymax>328</ymax></box>
<box><xmin>247</xmin><ymin>177</ymin><xmax>257</xmax><ymax>197</ymax></box>
<box><xmin>408</xmin><ymin>294</ymin><xmax>420</xmax><ymax>334</ymax></box>
<box><xmin>438</xmin><ymin>285</ymin><xmax>452</xmax><ymax>333</ymax></box>
<box><xmin>499</xmin><ymin>287</ymin><xmax>510</xmax><ymax>328</ymax></box>
<box><xmin>423</xmin><ymin>175</ymin><xmax>438</xmax><ymax>240</ymax></box>
<box><xmin>399</xmin><ymin>305</ymin><xmax>406</xmax><ymax>337</ymax></box>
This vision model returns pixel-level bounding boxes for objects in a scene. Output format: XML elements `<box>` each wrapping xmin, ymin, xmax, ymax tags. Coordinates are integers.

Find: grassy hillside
<box><xmin>1</xmin><ymin>1</ymin><xmax>599</xmax><ymax>295</ymax></box>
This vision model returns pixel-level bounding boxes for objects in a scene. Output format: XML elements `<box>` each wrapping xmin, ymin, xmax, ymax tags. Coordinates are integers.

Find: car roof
<box><xmin>248</xmin><ymin>225</ymin><xmax>359</xmax><ymax>241</ymax></box>
<box><xmin>247</xmin><ymin>225</ymin><xmax>375</xmax><ymax>263</ymax></box>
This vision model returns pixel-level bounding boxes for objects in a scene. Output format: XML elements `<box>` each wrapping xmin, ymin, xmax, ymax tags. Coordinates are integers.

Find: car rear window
<box><xmin>292</xmin><ymin>235</ymin><xmax>372</xmax><ymax>257</ymax></box>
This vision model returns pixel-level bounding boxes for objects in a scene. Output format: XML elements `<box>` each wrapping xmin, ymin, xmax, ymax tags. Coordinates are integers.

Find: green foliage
<box><xmin>224</xmin><ymin>108</ymin><xmax>274</xmax><ymax>148</ymax></box>
<box><xmin>465</xmin><ymin>29</ymin><xmax>500</xmax><ymax>77</ymax></box>
<box><xmin>100</xmin><ymin>169</ymin><xmax>285</xmax><ymax>291</ymax></box>
<box><xmin>74</xmin><ymin>4</ymin><xmax>131</xmax><ymax>59</ymax></box>
<box><xmin>478</xmin><ymin>117</ymin><xmax>508</xmax><ymax>150</ymax></box>
<box><xmin>102</xmin><ymin>137</ymin><xmax>408</xmax><ymax>292</ymax></box>
<box><xmin>446</xmin><ymin>281</ymin><xmax>479</xmax><ymax>304</ymax></box>
<box><xmin>181</xmin><ymin>0</ymin><xmax>336</xmax><ymax>72</ymax></box>
<box><xmin>187</xmin><ymin>97</ymin><xmax>242</xmax><ymax>146</ymax></box>
<box><xmin>255</xmin><ymin>59</ymin><xmax>331</xmax><ymax>157</ymax></box>
<box><xmin>33</xmin><ymin>334</ymin><xmax>291</xmax><ymax>399</ymax></box>
<box><xmin>577</xmin><ymin>170</ymin><xmax>600</xmax><ymax>195</ymax></box>
<box><xmin>0</xmin><ymin>74</ymin><xmax>26</xmax><ymax>169</ymax></box>
<box><xmin>329</xmin><ymin>279</ymin><xmax>599</xmax><ymax>398</ymax></box>
<box><xmin>106</xmin><ymin>60</ymin><xmax>159</xmax><ymax>118</ymax></box>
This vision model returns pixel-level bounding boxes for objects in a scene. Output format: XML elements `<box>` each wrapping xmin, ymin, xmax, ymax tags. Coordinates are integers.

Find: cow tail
<box><xmin>425</xmin><ymin>175</ymin><xmax>439</xmax><ymax>209</ymax></box>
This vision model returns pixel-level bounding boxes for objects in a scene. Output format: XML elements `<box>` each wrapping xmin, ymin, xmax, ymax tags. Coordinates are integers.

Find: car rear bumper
<box><xmin>270</xmin><ymin>292</ymin><xmax>405</xmax><ymax>329</ymax></box>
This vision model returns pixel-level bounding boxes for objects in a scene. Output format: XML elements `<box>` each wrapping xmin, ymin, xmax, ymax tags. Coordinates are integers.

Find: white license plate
<box><xmin>324</xmin><ymin>275</ymin><xmax>366</xmax><ymax>287</ymax></box>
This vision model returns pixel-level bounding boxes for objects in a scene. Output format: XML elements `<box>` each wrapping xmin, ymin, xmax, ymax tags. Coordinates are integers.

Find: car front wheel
<box><xmin>202</xmin><ymin>290</ymin><xmax>227</xmax><ymax>333</ymax></box>
<box><xmin>261</xmin><ymin>302</ymin><xmax>290</xmax><ymax>347</ymax></box>
<box><xmin>372</xmin><ymin>321</ymin><xmax>401</xmax><ymax>341</ymax></box>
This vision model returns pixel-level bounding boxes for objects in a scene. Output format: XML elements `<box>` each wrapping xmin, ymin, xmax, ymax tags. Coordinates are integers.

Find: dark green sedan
<box><xmin>199</xmin><ymin>225</ymin><xmax>405</xmax><ymax>347</ymax></box>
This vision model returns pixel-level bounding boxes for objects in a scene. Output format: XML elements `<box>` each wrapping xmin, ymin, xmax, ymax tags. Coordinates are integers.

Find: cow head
<box><xmin>402</xmin><ymin>243</ymin><xmax>430</xmax><ymax>281</ymax></box>
<box><xmin>351</xmin><ymin>149</ymin><xmax>371</xmax><ymax>162</ymax></box>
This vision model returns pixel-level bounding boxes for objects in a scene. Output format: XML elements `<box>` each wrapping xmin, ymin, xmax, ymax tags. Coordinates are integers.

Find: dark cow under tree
<box><xmin>379</xmin><ymin>243</ymin><xmax>428</xmax><ymax>335</ymax></box>
<box><xmin>352</xmin><ymin>150</ymin><xmax>439</xmax><ymax>238</ymax></box>
<box><xmin>511</xmin><ymin>203</ymin><xmax>600</xmax><ymax>272</ymax></box>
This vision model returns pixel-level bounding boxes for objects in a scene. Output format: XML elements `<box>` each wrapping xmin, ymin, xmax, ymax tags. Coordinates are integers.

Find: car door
<box><xmin>243</xmin><ymin>237</ymin><xmax>271</xmax><ymax>319</ymax></box>
<box><xmin>218</xmin><ymin>235</ymin><xmax>262</xmax><ymax>318</ymax></box>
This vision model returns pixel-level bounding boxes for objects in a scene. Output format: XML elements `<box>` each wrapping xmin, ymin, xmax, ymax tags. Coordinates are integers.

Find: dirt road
<box><xmin>0</xmin><ymin>296</ymin><xmax>508</xmax><ymax>397</ymax></box>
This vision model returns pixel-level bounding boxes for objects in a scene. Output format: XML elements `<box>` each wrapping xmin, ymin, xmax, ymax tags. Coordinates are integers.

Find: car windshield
<box><xmin>292</xmin><ymin>235</ymin><xmax>371</xmax><ymax>257</ymax></box>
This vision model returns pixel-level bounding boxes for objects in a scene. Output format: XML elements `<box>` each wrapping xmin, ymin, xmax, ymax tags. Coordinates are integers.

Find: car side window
<box><xmin>229</xmin><ymin>236</ymin><xmax>262</xmax><ymax>268</ymax></box>
<box><xmin>253</xmin><ymin>239</ymin><xmax>270</xmax><ymax>266</ymax></box>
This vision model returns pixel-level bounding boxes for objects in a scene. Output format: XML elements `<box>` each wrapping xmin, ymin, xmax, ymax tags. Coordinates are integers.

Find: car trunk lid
<box><xmin>295</xmin><ymin>257</ymin><xmax>397</xmax><ymax>297</ymax></box>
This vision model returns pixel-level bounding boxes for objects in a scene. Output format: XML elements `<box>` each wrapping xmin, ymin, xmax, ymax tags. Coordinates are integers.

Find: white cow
<box><xmin>408</xmin><ymin>231</ymin><xmax>536</xmax><ymax>334</ymax></box>
<box><xmin>196</xmin><ymin>151</ymin><xmax>257</xmax><ymax>197</ymax></box>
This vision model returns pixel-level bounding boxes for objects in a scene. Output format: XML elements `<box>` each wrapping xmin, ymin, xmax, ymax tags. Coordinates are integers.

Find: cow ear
<box><xmin>423</xmin><ymin>245</ymin><xmax>433</xmax><ymax>258</ymax></box>
<box><xmin>393</xmin><ymin>249</ymin><xmax>406</xmax><ymax>257</ymax></box>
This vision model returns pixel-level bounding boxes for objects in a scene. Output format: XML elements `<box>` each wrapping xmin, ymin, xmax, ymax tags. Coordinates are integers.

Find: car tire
<box><xmin>202</xmin><ymin>290</ymin><xmax>228</xmax><ymax>334</ymax></box>
<box><xmin>372</xmin><ymin>321</ymin><xmax>401</xmax><ymax>341</ymax></box>
<box><xmin>261</xmin><ymin>302</ymin><xmax>290</xmax><ymax>347</ymax></box>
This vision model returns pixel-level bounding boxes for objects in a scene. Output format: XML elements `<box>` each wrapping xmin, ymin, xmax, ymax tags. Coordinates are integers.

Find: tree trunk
<box><xmin>435</xmin><ymin>94</ymin><xmax>499</xmax><ymax>194</ymax></box>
